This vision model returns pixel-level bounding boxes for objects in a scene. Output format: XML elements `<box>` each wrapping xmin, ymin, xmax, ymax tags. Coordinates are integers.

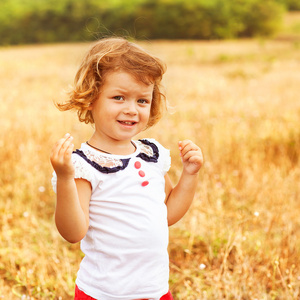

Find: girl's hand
<box><xmin>50</xmin><ymin>133</ymin><xmax>75</xmax><ymax>179</ymax></box>
<box><xmin>179</xmin><ymin>140</ymin><xmax>203</xmax><ymax>175</ymax></box>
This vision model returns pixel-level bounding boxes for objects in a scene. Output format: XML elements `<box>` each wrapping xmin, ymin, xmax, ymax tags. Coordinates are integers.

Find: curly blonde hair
<box><xmin>57</xmin><ymin>37</ymin><xmax>167</xmax><ymax>128</ymax></box>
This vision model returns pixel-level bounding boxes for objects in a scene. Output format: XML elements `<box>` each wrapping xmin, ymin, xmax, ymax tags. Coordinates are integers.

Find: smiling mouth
<box><xmin>118</xmin><ymin>121</ymin><xmax>137</xmax><ymax>126</ymax></box>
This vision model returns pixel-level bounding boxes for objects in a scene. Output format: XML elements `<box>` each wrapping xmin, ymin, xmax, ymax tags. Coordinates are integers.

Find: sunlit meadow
<box><xmin>1</xmin><ymin>35</ymin><xmax>300</xmax><ymax>299</ymax></box>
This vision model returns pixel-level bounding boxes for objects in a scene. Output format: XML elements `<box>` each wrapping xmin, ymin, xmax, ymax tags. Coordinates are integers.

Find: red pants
<box><xmin>75</xmin><ymin>285</ymin><xmax>173</xmax><ymax>300</ymax></box>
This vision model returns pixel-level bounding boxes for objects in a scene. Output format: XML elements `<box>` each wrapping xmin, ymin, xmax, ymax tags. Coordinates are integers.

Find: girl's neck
<box><xmin>87</xmin><ymin>137</ymin><xmax>136</xmax><ymax>156</ymax></box>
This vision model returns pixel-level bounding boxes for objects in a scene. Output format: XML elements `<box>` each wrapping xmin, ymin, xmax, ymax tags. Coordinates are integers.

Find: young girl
<box><xmin>50</xmin><ymin>37</ymin><xmax>203</xmax><ymax>300</ymax></box>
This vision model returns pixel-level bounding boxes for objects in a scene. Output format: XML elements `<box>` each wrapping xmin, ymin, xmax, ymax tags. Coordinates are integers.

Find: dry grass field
<box><xmin>1</xmin><ymin>34</ymin><xmax>300</xmax><ymax>299</ymax></box>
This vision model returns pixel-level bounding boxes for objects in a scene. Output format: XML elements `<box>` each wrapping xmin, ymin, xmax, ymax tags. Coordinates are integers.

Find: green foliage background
<box><xmin>0</xmin><ymin>0</ymin><xmax>295</xmax><ymax>45</ymax></box>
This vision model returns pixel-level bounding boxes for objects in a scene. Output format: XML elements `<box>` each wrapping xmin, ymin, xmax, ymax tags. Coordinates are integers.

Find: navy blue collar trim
<box><xmin>73</xmin><ymin>149</ymin><xmax>130</xmax><ymax>174</ymax></box>
<box><xmin>137</xmin><ymin>139</ymin><xmax>159</xmax><ymax>163</ymax></box>
<box><xmin>73</xmin><ymin>139</ymin><xmax>159</xmax><ymax>174</ymax></box>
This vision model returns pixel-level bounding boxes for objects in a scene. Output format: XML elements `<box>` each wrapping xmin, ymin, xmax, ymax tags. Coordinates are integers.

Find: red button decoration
<box><xmin>134</xmin><ymin>160</ymin><xmax>149</xmax><ymax>187</ymax></box>
<box><xmin>134</xmin><ymin>161</ymin><xmax>141</xmax><ymax>169</ymax></box>
<box><xmin>138</xmin><ymin>170</ymin><xmax>145</xmax><ymax>177</ymax></box>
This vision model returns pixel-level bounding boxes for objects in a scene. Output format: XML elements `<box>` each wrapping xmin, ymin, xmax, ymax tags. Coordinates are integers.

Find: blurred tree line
<box><xmin>0</xmin><ymin>0</ymin><xmax>297</xmax><ymax>45</ymax></box>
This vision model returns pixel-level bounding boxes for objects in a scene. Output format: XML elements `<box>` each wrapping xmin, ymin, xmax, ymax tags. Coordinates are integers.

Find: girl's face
<box><xmin>90</xmin><ymin>70</ymin><xmax>153</xmax><ymax>148</ymax></box>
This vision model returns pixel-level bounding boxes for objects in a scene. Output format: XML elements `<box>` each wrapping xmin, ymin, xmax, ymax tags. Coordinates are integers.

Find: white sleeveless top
<box><xmin>52</xmin><ymin>139</ymin><xmax>171</xmax><ymax>300</ymax></box>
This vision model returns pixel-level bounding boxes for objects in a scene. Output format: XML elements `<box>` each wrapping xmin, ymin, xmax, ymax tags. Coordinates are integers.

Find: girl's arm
<box><xmin>50</xmin><ymin>134</ymin><xmax>91</xmax><ymax>243</ymax></box>
<box><xmin>165</xmin><ymin>140</ymin><xmax>203</xmax><ymax>226</ymax></box>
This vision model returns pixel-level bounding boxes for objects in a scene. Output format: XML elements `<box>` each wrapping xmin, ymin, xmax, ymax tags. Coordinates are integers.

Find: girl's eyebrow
<box><xmin>112</xmin><ymin>87</ymin><xmax>153</xmax><ymax>98</ymax></box>
<box><xmin>112</xmin><ymin>87</ymin><xmax>127</xmax><ymax>93</ymax></box>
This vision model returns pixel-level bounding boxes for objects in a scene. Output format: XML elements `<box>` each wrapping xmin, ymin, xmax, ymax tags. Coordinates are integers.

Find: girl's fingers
<box><xmin>179</xmin><ymin>140</ymin><xmax>203</xmax><ymax>167</ymax></box>
<box><xmin>50</xmin><ymin>135</ymin><xmax>75</xmax><ymax>176</ymax></box>
<box><xmin>52</xmin><ymin>134</ymin><xmax>70</xmax><ymax>152</ymax></box>
<box><xmin>179</xmin><ymin>140</ymin><xmax>200</xmax><ymax>157</ymax></box>
<box><xmin>64</xmin><ymin>142</ymin><xmax>74</xmax><ymax>160</ymax></box>
<box><xmin>182</xmin><ymin>150</ymin><xmax>203</xmax><ymax>164</ymax></box>
<box><xmin>51</xmin><ymin>134</ymin><xmax>73</xmax><ymax>162</ymax></box>
<box><xmin>58</xmin><ymin>134</ymin><xmax>74</xmax><ymax>157</ymax></box>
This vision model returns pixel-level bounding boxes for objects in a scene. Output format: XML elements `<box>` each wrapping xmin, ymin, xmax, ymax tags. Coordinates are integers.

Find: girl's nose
<box><xmin>124</xmin><ymin>101</ymin><xmax>138</xmax><ymax>115</ymax></box>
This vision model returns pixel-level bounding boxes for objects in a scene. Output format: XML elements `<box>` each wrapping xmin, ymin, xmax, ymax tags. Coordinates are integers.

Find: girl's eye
<box><xmin>114</xmin><ymin>96</ymin><xmax>124</xmax><ymax>101</ymax></box>
<box><xmin>138</xmin><ymin>99</ymin><xmax>150</xmax><ymax>104</ymax></box>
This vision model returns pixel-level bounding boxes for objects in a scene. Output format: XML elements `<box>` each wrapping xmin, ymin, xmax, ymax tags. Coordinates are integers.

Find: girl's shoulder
<box><xmin>137</xmin><ymin>138</ymin><xmax>171</xmax><ymax>173</ymax></box>
<box><xmin>135</xmin><ymin>138</ymin><xmax>159</xmax><ymax>163</ymax></box>
<box><xmin>137</xmin><ymin>138</ymin><xmax>169</xmax><ymax>152</ymax></box>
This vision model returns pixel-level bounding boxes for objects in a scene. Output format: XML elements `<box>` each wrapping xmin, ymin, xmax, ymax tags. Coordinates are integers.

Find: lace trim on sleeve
<box><xmin>72</xmin><ymin>154</ymin><xmax>93</xmax><ymax>182</ymax></box>
<box><xmin>73</xmin><ymin>149</ymin><xmax>130</xmax><ymax>174</ymax></box>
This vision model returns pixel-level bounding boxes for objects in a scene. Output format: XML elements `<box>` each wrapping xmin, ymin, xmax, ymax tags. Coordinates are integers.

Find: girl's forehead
<box><xmin>103</xmin><ymin>70</ymin><xmax>154</xmax><ymax>89</ymax></box>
